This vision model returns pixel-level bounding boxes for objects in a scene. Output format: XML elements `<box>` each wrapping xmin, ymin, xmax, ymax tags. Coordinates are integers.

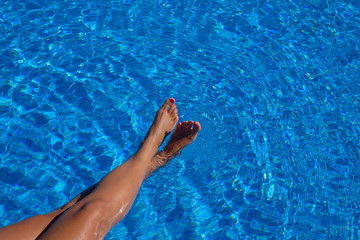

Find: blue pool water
<box><xmin>0</xmin><ymin>0</ymin><xmax>360</xmax><ymax>239</ymax></box>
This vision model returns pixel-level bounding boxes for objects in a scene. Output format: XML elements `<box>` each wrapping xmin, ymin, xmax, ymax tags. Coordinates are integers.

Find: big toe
<box><xmin>191</xmin><ymin>121</ymin><xmax>201</xmax><ymax>135</ymax></box>
<box><xmin>161</xmin><ymin>98</ymin><xmax>175</xmax><ymax>110</ymax></box>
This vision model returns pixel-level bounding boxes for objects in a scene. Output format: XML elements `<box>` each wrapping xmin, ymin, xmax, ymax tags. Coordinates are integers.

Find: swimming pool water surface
<box><xmin>0</xmin><ymin>0</ymin><xmax>360</xmax><ymax>239</ymax></box>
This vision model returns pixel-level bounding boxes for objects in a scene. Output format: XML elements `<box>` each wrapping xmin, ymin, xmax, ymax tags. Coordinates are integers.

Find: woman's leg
<box><xmin>0</xmin><ymin>99</ymin><xmax>178</xmax><ymax>239</ymax></box>
<box><xmin>0</xmin><ymin>98</ymin><xmax>201</xmax><ymax>240</ymax></box>
<box><xmin>37</xmin><ymin>98</ymin><xmax>181</xmax><ymax>240</ymax></box>
<box><xmin>0</xmin><ymin>184</ymin><xmax>98</xmax><ymax>240</ymax></box>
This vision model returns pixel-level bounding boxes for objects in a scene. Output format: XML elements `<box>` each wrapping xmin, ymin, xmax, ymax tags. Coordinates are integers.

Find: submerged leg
<box><xmin>147</xmin><ymin>120</ymin><xmax>201</xmax><ymax>176</ymax></box>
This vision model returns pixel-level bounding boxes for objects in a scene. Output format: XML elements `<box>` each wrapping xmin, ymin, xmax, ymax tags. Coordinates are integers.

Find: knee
<box><xmin>80</xmin><ymin>198</ymin><xmax>129</xmax><ymax>227</ymax></box>
<box><xmin>79</xmin><ymin>199</ymin><xmax>115</xmax><ymax>236</ymax></box>
<box><xmin>80</xmin><ymin>199</ymin><xmax>111</xmax><ymax>219</ymax></box>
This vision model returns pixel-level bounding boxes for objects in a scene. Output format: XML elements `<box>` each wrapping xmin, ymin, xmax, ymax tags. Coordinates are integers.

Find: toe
<box><xmin>173</xmin><ymin>114</ymin><xmax>179</xmax><ymax>123</ymax></box>
<box><xmin>161</xmin><ymin>98</ymin><xmax>175</xmax><ymax>110</ymax></box>
<box><xmin>193</xmin><ymin>121</ymin><xmax>201</xmax><ymax>132</ymax></box>
<box><xmin>189</xmin><ymin>121</ymin><xmax>200</xmax><ymax>139</ymax></box>
<box><xmin>168</xmin><ymin>104</ymin><xmax>177</xmax><ymax>113</ymax></box>
<box><xmin>172</xmin><ymin>122</ymin><xmax>181</xmax><ymax>135</ymax></box>
<box><xmin>181</xmin><ymin>121</ymin><xmax>188</xmax><ymax>130</ymax></box>
<box><xmin>169</xmin><ymin>104</ymin><xmax>178</xmax><ymax>122</ymax></box>
<box><xmin>185</xmin><ymin>121</ymin><xmax>192</xmax><ymax>133</ymax></box>
<box><xmin>188</xmin><ymin>121</ymin><xmax>193</xmax><ymax>128</ymax></box>
<box><xmin>176</xmin><ymin>121</ymin><xmax>186</xmax><ymax>133</ymax></box>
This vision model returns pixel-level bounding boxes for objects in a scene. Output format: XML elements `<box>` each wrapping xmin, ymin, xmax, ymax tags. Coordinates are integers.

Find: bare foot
<box><xmin>163</xmin><ymin>121</ymin><xmax>201</xmax><ymax>157</ymax></box>
<box><xmin>142</xmin><ymin>98</ymin><xmax>179</xmax><ymax>150</ymax></box>
<box><xmin>147</xmin><ymin>121</ymin><xmax>201</xmax><ymax>176</ymax></box>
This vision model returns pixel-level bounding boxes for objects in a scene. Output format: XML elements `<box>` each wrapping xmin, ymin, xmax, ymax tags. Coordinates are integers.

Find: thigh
<box><xmin>0</xmin><ymin>199</ymin><xmax>79</xmax><ymax>240</ymax></box>
<box><xmin>0</xmin><ymin>184</ymin><xmax>98</xmax><ymax>239</ymax></box>
<box><xmin>37</xmin><ymin>199</ymin><xmax>110</xmax><ymax>240</ymax></box>
<box><xmin>0</xmin><ymin>212</ymin><xmax>59</xmax><ymax>240</ymax></box>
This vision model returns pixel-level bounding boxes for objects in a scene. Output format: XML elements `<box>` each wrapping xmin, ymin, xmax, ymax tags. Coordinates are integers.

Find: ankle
<box><xmin>138</xmin><ymin>138</ymin><xmax>159</xmax><ymax>156</ymax></box>
<box><xmin>154</xmin><ymin>151</ymin><xmax>168</xmax><ymax>160</ymax></box>
<box><xmin>144</xmin><ymin>131</ymin><xmax>163</xmax><ymax>148</ymax></box>
<box><xmin>147</xmin><ymin>152</ymin><xmax>167</xmax><ymax>177</ymax></box>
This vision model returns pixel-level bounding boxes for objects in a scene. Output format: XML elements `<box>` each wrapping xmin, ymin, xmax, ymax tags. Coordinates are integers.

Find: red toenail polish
<box><xmin>170</xmin><ymin>99</ymin><xmax>175</xmax><ymax>103</ymax></box>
